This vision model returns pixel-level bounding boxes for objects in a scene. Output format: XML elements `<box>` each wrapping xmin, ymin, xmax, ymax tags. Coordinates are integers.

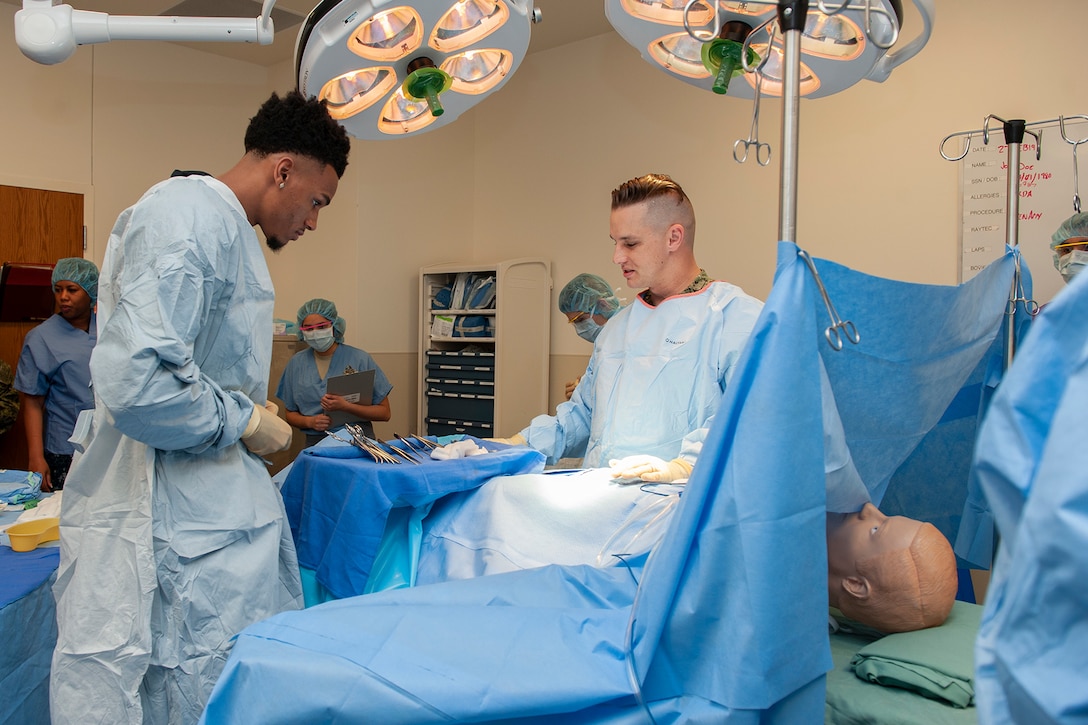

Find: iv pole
<box><xmin>940</xmin><ymin>114</ymin><xmax>1088</xmax><ymax>366</ymax></box>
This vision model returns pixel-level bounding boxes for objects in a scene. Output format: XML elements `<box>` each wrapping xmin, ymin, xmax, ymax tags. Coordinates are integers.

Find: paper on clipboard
<box><xmin>325</xmin><ymin>369</ymin><xmax>375</xmax><ymax>428</ymax></box>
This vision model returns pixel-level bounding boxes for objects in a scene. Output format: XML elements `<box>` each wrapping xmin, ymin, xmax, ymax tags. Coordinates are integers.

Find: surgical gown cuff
<box><xmin>678</xmin><ymin>425</ymin><xmax>707</xmax><ymax>467</ymax></box>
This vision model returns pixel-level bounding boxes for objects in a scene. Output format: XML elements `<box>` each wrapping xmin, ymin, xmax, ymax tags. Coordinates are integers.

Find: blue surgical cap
<box><xmin>52</xmin><ymin>258</ymin><xmax>99</xmax><ymax>304</ymax></box>
<box><xmin>296</xmin><ymin>298</ymin><xmax>346</xmax><ymax>342</ymax></box>
<box><xmin>558</xmin><ymin>274</ymin><xmax>621</xmax><ymax>319</ymax></box>
<box><xmin>1050</xmin><ymin>212</ymin><xmax>1088</xmax><ymax>269</ymax></box>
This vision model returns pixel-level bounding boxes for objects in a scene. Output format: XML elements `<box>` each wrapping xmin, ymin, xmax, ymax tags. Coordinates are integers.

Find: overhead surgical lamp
<box><xmin>608</xmin><ymin>0</ymin><xmax>933</xmax><ymax>247</ymax></box>
<box><xmin>294</xmin><ymin>0</ymin><xmax>539</xmax><ymax>140</ymax></box>
<box><xmin>14</xmin><ymin>0</ymin><xmax>277</xmax><ymax>65</ymax></box>
<box><xmin>605</xmin><ymin>0</ymin><xmax>934</xmax><ymax>100</ymax></box>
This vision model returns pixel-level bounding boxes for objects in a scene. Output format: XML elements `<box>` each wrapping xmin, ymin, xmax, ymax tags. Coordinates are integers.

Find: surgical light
<box><xmin>296</xmin><ymin>0</ymin><xmax>538</xmax><ymax>140</ymax></box>
<box><xmin>605</xmin><ymin>0</ymin><xmax>934</xmax><ymax>100</ymax></box>
<box><xmin>14</xmin><ymin>0</ymin><xmax>277</xmax><ymax>66</ymax></box>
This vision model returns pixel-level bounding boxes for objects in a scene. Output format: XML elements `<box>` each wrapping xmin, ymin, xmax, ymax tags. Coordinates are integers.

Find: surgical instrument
<box><xmin>734</xmin><ymin>68</ymin><xmax>771</xmax><ymax>166</ymax></box>
<box><xmin>798</xmin><ymin>249</ymin><xmax>860</xmax><ymax>351</ymax></box>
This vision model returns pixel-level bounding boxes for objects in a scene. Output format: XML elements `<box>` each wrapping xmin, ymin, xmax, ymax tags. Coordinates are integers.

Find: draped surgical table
<box><xmin>0</xmin><ymin>508</ymin><xmax>59</xmax><ymax>724</ymax></box>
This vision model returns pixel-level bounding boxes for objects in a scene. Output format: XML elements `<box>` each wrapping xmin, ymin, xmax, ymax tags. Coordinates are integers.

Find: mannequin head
<box><xmin>827</xmin><ymin>503</ymin><xmax>957</xmax><ymax>633</ymax></box>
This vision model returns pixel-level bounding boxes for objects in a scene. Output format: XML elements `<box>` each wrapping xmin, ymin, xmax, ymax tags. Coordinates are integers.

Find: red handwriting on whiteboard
<box><xmin>997</xmin><ymin>143</ymin><xmax>1038</xmax><ymax>153</ymax></box>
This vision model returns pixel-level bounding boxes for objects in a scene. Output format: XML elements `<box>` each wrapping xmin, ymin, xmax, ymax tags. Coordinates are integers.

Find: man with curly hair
<box><xmin>50</xmin><ymin>91</ymin><xmax>351</xmax><ymax>725</ymax></box>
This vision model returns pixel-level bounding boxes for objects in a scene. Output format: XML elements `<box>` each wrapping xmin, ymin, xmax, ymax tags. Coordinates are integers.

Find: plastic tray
<box><xmin>6</xmin><ymin>516</ymin><xmax>60</xmax><ymax>552</ymax></box>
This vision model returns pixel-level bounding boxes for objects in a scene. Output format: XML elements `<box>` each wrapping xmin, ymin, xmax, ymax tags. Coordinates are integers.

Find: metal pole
<box><xmin>1003</xmin><ymin>119</ymin><xmax>1025</xmax><ymax>368</ymax></box>
<box><xmin>777</xmin><ymin>0</ymin><xmax>807</xmax><ymax>243</ymax></box>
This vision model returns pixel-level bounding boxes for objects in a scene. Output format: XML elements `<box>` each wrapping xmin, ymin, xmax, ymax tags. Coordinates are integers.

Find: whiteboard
<box><xmin>959</xmin><ymin>118</ymin><xmax>1088</xmax><ymax>305</ymax></box>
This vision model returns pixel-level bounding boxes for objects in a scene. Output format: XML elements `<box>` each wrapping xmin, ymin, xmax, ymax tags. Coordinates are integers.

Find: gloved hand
<box><xmin>241</xmin><ymin>400</ymin><xmax>293</xmax><ymax>456</ymax></box>
<box><xmin>485</xmin><ymin>433</ymin><xmax>527</xmax><ymax>447</ymax></box>
<box><xmin>564</xmin><ymin>375</ymin><xmax>582</xmax><ymax>401</ymax></box>
<box><xmin>609</xmin><ymin>455</ymin><xmax>693</xmax><ymax>483</ymax></box>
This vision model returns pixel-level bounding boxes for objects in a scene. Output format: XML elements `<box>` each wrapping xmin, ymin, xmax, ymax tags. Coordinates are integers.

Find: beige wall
<box><xmin>2</xmin><ymin>0</ymin><xmax>1088</xmax><ymax>437</ymax></box>
<box><xmin>473</xmin><ymin>1</ymin><xmax>1088</xmax><ymax>359</ymax></box>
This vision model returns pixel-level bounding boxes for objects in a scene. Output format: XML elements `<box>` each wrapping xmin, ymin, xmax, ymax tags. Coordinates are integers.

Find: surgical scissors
<box><xmin>734</xmin><ymin>70</ymin><xmax>771</xmax><ymax>166</ymax></box>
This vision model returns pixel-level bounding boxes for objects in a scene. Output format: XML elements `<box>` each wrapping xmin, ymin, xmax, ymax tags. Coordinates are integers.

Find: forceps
<box><xmin>798</xmin><ymin>249</ymin><xmax>860</xmax><ymax>351</ymax></box>
<box><xmin>733</xmin><ymin>70</ymin><xmax>771</xmax><ymax>166</ymax></box>
<box><xmin>1008</xmin><ymin>254</ymin><xmax>1039</xmax><ymax>316</ymax></box>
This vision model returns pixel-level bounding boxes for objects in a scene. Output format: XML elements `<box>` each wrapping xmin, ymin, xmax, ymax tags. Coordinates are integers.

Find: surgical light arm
<box><xmin>15</xmin><ymin>0</ymin><xmax>278</xmax><ymax>65</ymax></box>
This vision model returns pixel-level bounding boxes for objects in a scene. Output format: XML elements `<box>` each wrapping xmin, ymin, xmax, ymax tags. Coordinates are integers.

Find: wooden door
<box><xmin>0</xmin><ymin>185</ymin><xmax>84</xmax><ymax>470</ymax></box>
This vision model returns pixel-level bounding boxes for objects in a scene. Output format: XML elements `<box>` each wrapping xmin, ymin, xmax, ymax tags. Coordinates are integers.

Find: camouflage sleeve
<box><xmin>0</xmin><ymin>360</ymin><xmax>20</xmax><ymax>437</ymax></box>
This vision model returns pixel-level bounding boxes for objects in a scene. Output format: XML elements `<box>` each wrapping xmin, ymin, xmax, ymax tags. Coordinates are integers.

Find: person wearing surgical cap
<box><xmin>14</xmin><ymin>257</ymin><xmax>98</xmax><ymax>491</ymax></box>
<box><xmin>1050</xmin><ymin>211</ymin><xmax>1088</xmax><ymax>284</ymax></box>
<box><xmin>277</xmin><ymin>297</ymin><xmax>393</xmax><ymax>447</ymax></box>
<box><xmin>557</xmin><ymin>273</ymin><xmax>622</xmax><ymax>400</ymax></box>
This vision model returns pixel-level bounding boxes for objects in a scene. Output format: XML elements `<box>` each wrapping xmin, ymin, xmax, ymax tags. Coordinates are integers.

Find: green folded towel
<box><xmin>849</xmin><ymin>600</ymin><xmax>982</xmax><ymax>708</ymax></box>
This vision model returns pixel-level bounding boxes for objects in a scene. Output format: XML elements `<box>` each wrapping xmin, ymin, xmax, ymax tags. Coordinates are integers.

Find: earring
<box><xmin>279</xmin><ymin>181</ymin><xmax>285</xmax><ymax>189</ymax></box>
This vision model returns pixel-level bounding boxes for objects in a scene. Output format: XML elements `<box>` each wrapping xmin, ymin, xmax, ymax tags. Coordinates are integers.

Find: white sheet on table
<box><xmin>414</xmin><ymin>467</ymin><xmax>682</xmax><ymax>584</ymax></box>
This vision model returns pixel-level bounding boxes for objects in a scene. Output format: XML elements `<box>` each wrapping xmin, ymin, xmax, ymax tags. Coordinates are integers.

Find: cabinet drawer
<box><xmin>425</xmin><ymin>362</ymin><xmax>494</xmax><ymax>381</ymax></box>
<box><xmin>426</xmin><ymin>418</ymin><xmax>494</xmax><ymax>438</ymax></box>
<box><xmin>426</xmin><ymin>377</ymin><xmax>495</xmax><ymax>396</ymax></box>
<box><xmin>426</xmin><ymin>391</ymin><xmax>494</xmax><ymax>421</ymax></box>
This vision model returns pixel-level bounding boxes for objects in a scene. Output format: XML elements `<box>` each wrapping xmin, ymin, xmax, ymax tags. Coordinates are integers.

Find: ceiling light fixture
<box><xmin>14</xmin><ymin>0</ymin><xmax>277</xmax><ymax>65</ymax></box>
<box><xmin>295</xmin><ymin>0</ymin><xmax>539</xmax><ymax>140</ymax></box>
<box><xmin>605</xmin><ymin>0</ymin><xmax>934</xmax><ymax>100</ymax></box>
<box><xmin>604</xmin><ymin>0</ymin><xmax>934</xmax><ymax>246</ymax></box>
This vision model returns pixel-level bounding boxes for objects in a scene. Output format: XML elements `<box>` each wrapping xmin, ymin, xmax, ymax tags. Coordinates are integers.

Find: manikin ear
<box><xmin>842</xmin><ymin>574</ymin><xmax>871</xmax><ymax>602</ymax></box>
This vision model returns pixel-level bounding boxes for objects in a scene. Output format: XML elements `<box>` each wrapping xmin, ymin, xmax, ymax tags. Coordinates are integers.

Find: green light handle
<box><xmin>421</xmin><ymin>89</ymin><xmax>444</xmax><ymax>117</ymax></box>
<box><xmin>702</xmin><ymin>39</ymin><xmax>757</xmax><ymax>96</ymax></box>
<box><xmin>712</xmin><ymin>55</ymin><xmax>740</xmax><ymax>95</ymax></box>
<box><xmin>404</xmin><ymin>65</ymin><xmax>452</xmax><ymax>118</ymax></box>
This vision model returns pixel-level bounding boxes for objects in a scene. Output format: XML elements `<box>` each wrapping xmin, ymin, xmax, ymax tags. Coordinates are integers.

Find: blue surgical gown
<box><xmin>50</xmin><ymin>175</ymin><xmax>303</xmax><ymax>725</ymax></box>
<box><xmin>14</xmin><ymin>313</ymin><xmax>96</xmax><ymax>455</ymax></box>
<box><xmin>520</xmin><ymin>281</ymin><xmax>763</xmax><ymax>466</ymax></box>
<box><xmin>971</xmin><ymin>268</ymin><xmax>1088</xmax><ymax>724</ymax></box>
<box><xmin>275</xmin><ymin>342</ymin><xmax>392</xmax><ymax>436</ymax></box>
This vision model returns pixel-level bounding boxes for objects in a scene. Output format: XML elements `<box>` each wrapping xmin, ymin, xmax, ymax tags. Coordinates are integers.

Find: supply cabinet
<box><xmin>418</xmin><ymin>259</ymin><xmax>551</xmax><ymax>438</ymax></box>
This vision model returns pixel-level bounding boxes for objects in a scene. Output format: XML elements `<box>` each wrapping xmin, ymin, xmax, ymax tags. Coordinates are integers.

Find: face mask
<box><xmin>303</xmin><ymin>327</ymin><xmax>335</xmax><ymax>352</ymax></box>
<box><xmin>1058</xmin><ymin>249</ymin><xmax>1088</xmax><ymax>284</ymax></box>
<box><xmin>573</xmin><ymin>317</ymin><xmax>603</xmax><ymax>343</ymax></box>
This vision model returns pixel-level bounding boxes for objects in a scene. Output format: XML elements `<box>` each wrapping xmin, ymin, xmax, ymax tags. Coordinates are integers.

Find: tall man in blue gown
<box><xmin>50</xmin><ymin>91</ymin><xmax>351</xmax><ymax>725</ymax></box>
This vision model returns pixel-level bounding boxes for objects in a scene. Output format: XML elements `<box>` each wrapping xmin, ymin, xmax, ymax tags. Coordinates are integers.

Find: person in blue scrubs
<box><xmin>1050</xmin><ymin>211</ymin><xmax>1088</xmax><ymax>284</ymax></box>
<box><xmin>496</xmin><ymin>174</ymin><xmax>763</xmax><ymax>481</ymax></box>
<box><xmin>277</xmin><ymin>297</ymin><xmax>393</xmax><ymax>447</ymax></box>
<box><xmin>14</xmin><ymin>257</ymin><xmax>97</xmax><ymax>491</ymax></box>
<box><xmin>49</xmin><ymin>91</ymin><xmax>351</xmax><ymax>725</ymax></box>
<box><xmin>557</xmin><ymin>272</ymin><xmax>621</xmax><ymax>400</ymax></box>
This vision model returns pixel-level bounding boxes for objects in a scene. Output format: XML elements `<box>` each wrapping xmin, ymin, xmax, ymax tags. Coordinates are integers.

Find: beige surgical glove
<box><xmin>609</xmin><ymin>455</ymin><xmax>693</xmax><ymax>483</ymax></box>
<box><xmin>485</xmin><ymin>433</ymin><xmax>528</xmax><ymax>447</ymax></box>
<box><xmin>564</xmin><ymin>376</ymin><xmax>582</xmax><ymax>401</ymax></box>
<box><xmin>241</xmin><ymin>400</ymin><xmax>293</xmax><ymax>456</ymax></box>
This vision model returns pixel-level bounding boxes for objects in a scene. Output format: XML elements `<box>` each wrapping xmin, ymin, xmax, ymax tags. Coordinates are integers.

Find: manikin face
<box><xmin>610</xmin><ymin>202</ymin><xmax>671</xmax><ymax>293</ymax></box>
<box><xmin>826</xmin><ymin>502</ymin><xmax>923</xmax><ymax>577</ymax></box>
<box><xmin>54</xmin><ymin>280</ymin><xmax>92</xmax><ymax>323</ymax></box>
<box><xmin>263</xmin><ymin>157</ymin><xmax>340</xmax><ymax>251</ymax></box>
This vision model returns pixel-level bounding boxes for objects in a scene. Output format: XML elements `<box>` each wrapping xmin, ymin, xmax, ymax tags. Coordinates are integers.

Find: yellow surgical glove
<box><xmin>241</xmin><ymin>400</ymin><xmax>293</xmax><ymax>456</ymax></box>
<box><xmin>485</xmin><ymin>433</ymin><xmax>528</xmax><ymax>447</ymax></box>
<box><xmin>609</xmin><ymin>455</ymin><xmax>693</xmax><ymax>483</ymax></box>
<box><xmin>564</xmin><ymin>376</ymin><xmax>582</xmax><ymax>401</ymax></box>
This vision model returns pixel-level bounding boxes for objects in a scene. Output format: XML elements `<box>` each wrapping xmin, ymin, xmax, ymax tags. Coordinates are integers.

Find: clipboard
<box><xmin>325</xmin><ymin>369</ymin><xmax>375</xmax><ymax>428</ymax></box>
